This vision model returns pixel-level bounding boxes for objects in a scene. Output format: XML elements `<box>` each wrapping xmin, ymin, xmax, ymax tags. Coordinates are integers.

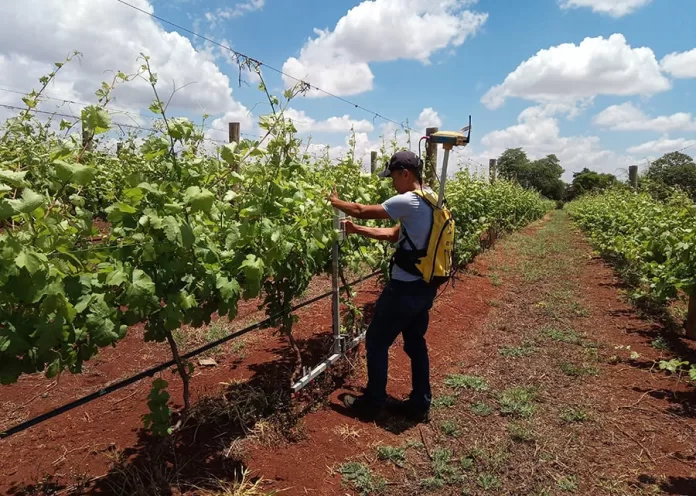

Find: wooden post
<box><xmin>370</xmin><ymin>151</ymin><xmax>378</xmax><ymax>174</ymax></box>
<box><xmin>687</xmin><ymin>294</ymin><xmax>696</xmax><ymax>340</ymax></box>
<box><xmin>629</xmin><ymin>165</ymin><xmax>638</xmax><ymax>189</ymax></box>
<box><xmin>82</xmin><ymin>128</ymin><xmax>92</xmax><ymax>151</ymax></box>
<box><xmin>116</xmin><ymin>141</ymin><xmax>123</xmax><ymax>155</ymax></box>
<box><xmin>228</xmin><ymin>122</ymin><xmax>240</xmax><ymax>144</ymax></box>
<box><xmin>425</xmin><ymin>127</ymin><xmax>439</xmax><ymax>188</ymax></box>
<box><xmin>489</xmin><ymin>158</ymin><xmax>497</xmax><ymax>183</ymax></box>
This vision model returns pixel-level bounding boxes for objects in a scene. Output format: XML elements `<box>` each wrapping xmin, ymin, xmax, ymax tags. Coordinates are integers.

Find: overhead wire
<box><xmin>113</xmin><ymin>0</ymin><xmax>413</xmax><ymax>134</ymax></box>
<box><xmin>0</xmin><ymin>87</ymin><xmax>261</xmax><ymax>139</ymax></box>
<box><xmin>0</xmin><ymin>103</ymin><xmax>232</xmax><ymax>144</ymax></box>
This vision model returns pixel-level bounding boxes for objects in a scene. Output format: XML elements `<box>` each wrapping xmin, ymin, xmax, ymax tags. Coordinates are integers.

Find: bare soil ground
<box><xmin>1</xmin><ymin>211</ymin><xmax>694</xmax><ymax>496</ymax></box>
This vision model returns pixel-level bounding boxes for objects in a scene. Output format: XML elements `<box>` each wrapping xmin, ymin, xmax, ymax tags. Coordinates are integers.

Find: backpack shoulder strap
<box><xmin>411</xmin><ymin>188</ymin><xmax>439</xmax><ymax>209</ymax></box>
<box><xmin>399</xmin><ymin>225</ymin><xmax>418</xmax><ymax>251</ymax></box>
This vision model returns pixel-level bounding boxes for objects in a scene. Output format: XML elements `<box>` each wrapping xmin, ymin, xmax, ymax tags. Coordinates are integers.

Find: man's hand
<box><xmin>328</xmin><ymin>185</ymin><xmax>339</xmax><ymax>206</ymax></box>
<box><xmin>339</xmin><ymin>220</ymin><xmax>400</xmax><ymax>242</ymax></box>
<box><xmin>340</xmin><ymin>218</ymin><xmax>357</xmax><ymax>234</ymax></box>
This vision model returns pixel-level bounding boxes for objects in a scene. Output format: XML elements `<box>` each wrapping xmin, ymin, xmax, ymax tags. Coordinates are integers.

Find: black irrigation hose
<box><xmin>0</xmin><ymin>270</ymin><xmax>380</xmax><ymax>440</ymax></box>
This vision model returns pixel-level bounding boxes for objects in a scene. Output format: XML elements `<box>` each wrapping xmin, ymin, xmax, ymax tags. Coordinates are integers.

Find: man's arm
<box><xmin>329</xmin><ymin>187</ymin><xmax>391</xmax><ymax>220</ymax></box>
<box><xmin>343</xmin><ymin>220</ymin><xmax>400</xmax><ymax>243</ymax></box>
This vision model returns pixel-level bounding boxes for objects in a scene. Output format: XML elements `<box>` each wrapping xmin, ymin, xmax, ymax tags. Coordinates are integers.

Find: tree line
<box><xmin>495</xmin><ymin>148</ymin><xmax>696</xmax><ymax>203</ymax></box>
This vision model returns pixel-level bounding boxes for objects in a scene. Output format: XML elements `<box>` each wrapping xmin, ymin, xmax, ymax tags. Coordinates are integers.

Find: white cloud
<box><xmin>282</xmin><ymin>0</ymin><xmax>488</xmax><ymax>97</ymax></box>
<box><xmin>205</xmin><ymin>0</ymin><xmax>265</xmax><ymax>27</ymax></box>
<box><xmin>594</xmin><ymin>102</ymin><xmax>696</xmax><ymax>132</ymax></box>
<box><xmin>482</xmin><ymin>34</ymin><xmax>670</xmax><ymax>110</ymax></box>
<box><xmin>558</xmin><ymin>0</ymin><xmax>652</xmax><ymax>17</ymax></box>
<box><xmin>627</xmin><ymin>136</ymin><xmax>696</xmax><ymax>155</ymax></box>
<box><xmin>0</xmin><ymin>0</ymin><xmax>249</xmax><ymax>126</ymax></box>
<box><xmin>305</xmin><ymin>132</ymin><xmax>380</xmax><ymax>170</ymax></box>
<box><xmin>480</xmin><ymin>104</ymin><xmax>635</xmax><ymax>180</ymax></box>
<box><xmin>283</xmin><ymin>108</ymin><xmax>375</xmax><ymax>134</ymax></box>
<box><xmin>660</xmin><ymin>48</ymin><xmax>696</xmax><ymax>79</ymax></box>
<box><xmin>416</xmin><ymin>108</ymin><xmax>442</xmax><ymax>129</ymax></box>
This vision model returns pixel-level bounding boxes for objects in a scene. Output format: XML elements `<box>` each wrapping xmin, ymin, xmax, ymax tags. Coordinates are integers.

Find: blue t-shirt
<box><xmin>381</xmin><ymin>188</ymin><xmax>434</xmax><ymax>281</ymax></box>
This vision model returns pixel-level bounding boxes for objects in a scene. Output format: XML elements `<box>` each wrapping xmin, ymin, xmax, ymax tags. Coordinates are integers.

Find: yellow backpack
<box><xmin>390</xmin><ymin>188</ymin><xmax>456</xmax><ymax>287</ymax></box>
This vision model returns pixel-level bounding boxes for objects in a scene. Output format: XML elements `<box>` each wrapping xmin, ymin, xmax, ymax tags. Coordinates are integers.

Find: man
<box><xmin>329</xmin><ymin>150</ymin><xmax>437</xmax><ymax>422</ymax></box>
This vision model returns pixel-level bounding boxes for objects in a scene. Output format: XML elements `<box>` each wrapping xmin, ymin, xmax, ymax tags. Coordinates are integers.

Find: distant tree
<box><xmin>565</xmin><ymin>168</ymin><xmax>617</xmax><ymax>201</ymax></box>
<box><xmin>497</xmin><ymin>148</ymin><xmax>529</xmax><ymax>181</ymax></box>
<box><xmin>527</xmin><ymin>154</ymin><xmax>566</xmax><ymax>201</ymax></box>
<box><xmin>644</xmin><ymin>151</ymin><xmax>696</xmax><ymax>201</ymax></box>
<box><xmin>497</xmin><ymin>149</ymin><xmax>566</xmax><ymax>201</ymax></box>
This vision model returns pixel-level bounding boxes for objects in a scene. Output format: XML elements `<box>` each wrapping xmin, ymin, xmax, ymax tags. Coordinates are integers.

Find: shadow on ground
<box><xmin>6</xmin><ymin>300</ymin><xmax>378</xmax><ymax>496</ymax></box>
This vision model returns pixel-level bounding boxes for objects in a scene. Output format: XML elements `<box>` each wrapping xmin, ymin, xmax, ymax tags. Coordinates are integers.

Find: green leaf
<box><xmin>54</xmin><ymin>161</ymin><xmax>96</xmax><ymax>186</ymax></box>
<box><xmin>0</xmin><ymin>170</ymin><xmax>28</xmax><ymax>188</ymax></box>
<box><xmin>8</xmin><ymin>188</ymin><xmax>45</xmax><ymax>215</ymax></box>
<box><xmin>240</xmin><ymin>254</ymin><xmax>264</xmax><ymax>298</ymax></box>
<box><xmin>88</xmin><ymin>314</ymin><xmax>121</xmax><ymax>346</ymax></box>
<box><xmin>81</xmin><ymin>106</ymin><xmax>111</xmax><ymax>135</ymax></box>
<box><xmin>72</xmin><ymin>165</ymin><xmax>96</xmax><ymax>186</ymax></box>
<box><xmin>0</xmin><ymin>335</ymin><xmax>10</xmax><ymax>353</ymax></box>
<box><xmin>54</xmin><ymin>161</ymin><xmax>74</xmax><ymax>182</ymax></box>
<box><xmin>148</xmin><ymin>102</ymin><xmax>163</xmax><ymax>115</ymax></box>
<box><xmin>116</xmin><ymin>202</ymin><xmax>137</xmax><ymax>214</ymax></box>
<box><xmin>106</xmin><ymin>267</ymin><xmax>129</xmax><ymax>287</ymax></box>
<box><xmin>46</xmin><ymin>359</ymin><xmax>61</xmax><ymax>378</ymax></box>
<box><xmin>164</xmin><ymin>203</ymin><xmax>183</xmax><ymax>214</ymax></box>
<box><xmin>161</xmin><ymin>216</ymin><xmax>180</xmax><ymax>242</ymax></box>
<box><xmin>15</xmin><ymin>251</ymin><xmax>46</xmax><ymax>274</ymax></box>
<box><xmin>74</xmin><ymin>294</ymin><xmax>93</xmax><ymax>313</ymax></box>
<box><xmin>216</xmin><ymin>275</ymin><xmax>240</xmax><ymax>301</ymax></box>
<box><xmin>184</xmin><ymin>186</ymin><xmax>215</xmax><ymax>214</ymax></box>
<box><xmin>0</xmin><ymin>199</ymin><xmax>17</xmax><ymax>219</ymax></box>
<box><xmin>123</xmin><ymin>187</ymin><xmax>145</xmax><ymax>203</ymax></box>
<box><xmin>220</xmin><ymin>143</ymin><xmax>238</xmax><ymax>165</ymax></box>
<box><xmin>133</xmin><ymin>269</ymin><xmax>155</xmax><ymax>294</ymax></box>
<box><xmin>181</xmin><ymin>223</ymin><xmax>195</xmax><ymax>249</ymax></box>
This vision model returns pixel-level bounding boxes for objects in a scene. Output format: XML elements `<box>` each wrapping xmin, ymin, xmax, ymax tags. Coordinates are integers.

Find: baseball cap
<box><xmin>378</xmin><ymin>150</ymin><xmax>422</xmax><ymax>178</ymax></box>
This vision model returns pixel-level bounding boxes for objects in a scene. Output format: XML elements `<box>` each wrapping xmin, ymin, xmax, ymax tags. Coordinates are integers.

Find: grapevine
<box><xmin>0</xmin><ymin>55</ymin><xmax>553</xmax><ymax>436</ymax></box>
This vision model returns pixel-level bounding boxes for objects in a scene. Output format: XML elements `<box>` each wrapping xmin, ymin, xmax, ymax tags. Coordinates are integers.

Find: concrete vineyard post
<box><xmin>228</xmin><ymin>122</ymin><xmax>240</xmax><ymax>144</ymax></box>
<box><xmin>629</xmin><ymin>165</ymin><xmax>638</xmax><ymax>189</ymax></box>
<box><xmin>489</xmin><ymin>158</ymin><xmax>497</xmax><ymax>184</ymax></box>
<box><xmin>425</xmin><ymin>127</ymin><xmax>439</xmax><ymax>189</ymax></box>
<box><xmin>370</xmin><ymin>151</ymin><xmax>378</xmax><ymax>174</ymax></box>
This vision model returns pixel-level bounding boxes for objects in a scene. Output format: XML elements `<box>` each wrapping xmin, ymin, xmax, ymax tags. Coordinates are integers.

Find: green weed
<box><xmin>338</xmin><ymin>462</ymin><xmax>386</xmax><ymax>495</ymax></box>
<box><xmin>498</xmin><ymin>386</ymin><xmax>539</xmax><ymax>418</ymax></box>
<box><xmin>375</xmin><ymin>445</ymin><xmax>406</xmax><ymax>467</ymax></box>
<box><xmin>444</xmin><ymin>374</ymin><xmax>489</xmax><ymax>391</ymax></box>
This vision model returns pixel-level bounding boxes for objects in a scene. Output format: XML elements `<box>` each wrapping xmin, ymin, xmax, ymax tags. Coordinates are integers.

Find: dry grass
<box><xmin>196</xmin><ymin>468</ymin><xmax>281</xmax><ymax>496</ymax></box>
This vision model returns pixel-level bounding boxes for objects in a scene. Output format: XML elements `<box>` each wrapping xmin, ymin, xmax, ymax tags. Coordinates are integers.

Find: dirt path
<box><xmin>244</xmin><ymin>211</ymin><xmax>695</xmax><ymax>496</ymax></box>
<box><xmin>2</xmin><ymin>211</ymin><xmax>694</xmax><ymax>495</ymax></box>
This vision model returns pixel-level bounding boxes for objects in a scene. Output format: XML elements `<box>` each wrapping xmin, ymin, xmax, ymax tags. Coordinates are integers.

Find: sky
<box><xmin>1</xmin><ymin>0</ymin><xmax>695</xmax><ymax>182</ymax></box>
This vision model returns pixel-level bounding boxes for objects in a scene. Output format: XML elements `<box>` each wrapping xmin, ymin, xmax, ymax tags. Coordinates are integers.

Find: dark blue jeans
<box><xmin>363</xmin><ymin>278</ymin><xmax>437</xmax><ymax>410</ymax></box>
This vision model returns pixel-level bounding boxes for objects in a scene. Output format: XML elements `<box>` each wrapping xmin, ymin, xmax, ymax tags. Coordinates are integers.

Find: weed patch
<box><xmin>375</xmin><ymin>445</ymin><xmax>406</xmax><ymax>467</ymax></box>
<box><xmin>338</xmin><ymin>462</ymin><xmax>386</xmax><ymax>495</ymax></box>
<box><xmin>444</xmin><ymin>374</ymin><xmax>489</xmax><ymax>391</ymax></box>
<box><xmin>498</xmin><ymin>386</ymin><xmax>539</xmax><ymax>418</ymax></box>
